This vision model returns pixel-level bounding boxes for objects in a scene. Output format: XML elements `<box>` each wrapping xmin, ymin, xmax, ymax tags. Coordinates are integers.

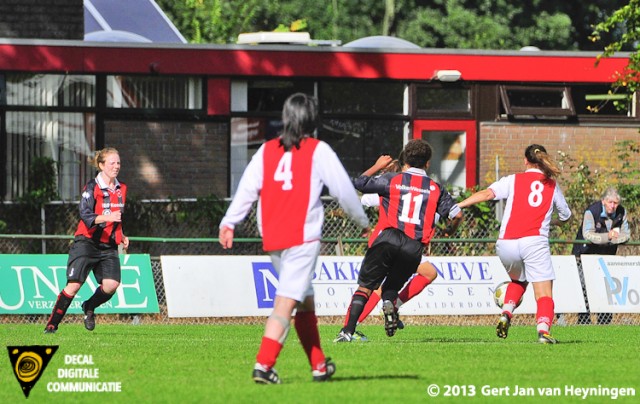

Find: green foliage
<box><xmin>555</xmin><ymin>139</ymin><xmax>640</xmax><ymax>252</ymax></box>
<box><xmin>399</xmin><ymin>0</ymin><xmax>574</xmax><ymax>49</ymax></box>
<box><xmin>590</xmin><ymin>0</ymin><xmax>640</xmax><ymax>111</ymax></box>
<box><xmin>156</xmin><ymin>0</ymin><xmax>612</xmax><ymax>49</ymax></box>
<box><xmin>156</xmin><ymin>0</ymin><xmax>268</xmax><ymax>44</ymax></box>
<box><xmin>18</xmin><ymin>156</ymin><xmax>59</xmax><ymax>207</ymax></box>
<box><xmin>122</xmin><ymin>195</ymin><xmax>229</xmax><ymax>238</ymax></box>
<box><xmin>173</xmin><ymin>194</ymin><xmax>228</xmax><ymax>229</ymax></box>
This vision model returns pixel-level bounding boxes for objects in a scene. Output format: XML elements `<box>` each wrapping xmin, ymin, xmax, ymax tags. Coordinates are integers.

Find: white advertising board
<box><xmin>160</xmin><ymin>255</ymin><xmax>586</xmax><ymax>317</ymax></box>
<box><xmin>581</xmin><ymin>255</ymin><xmax>640</xmax><ymax>313</ymax></box>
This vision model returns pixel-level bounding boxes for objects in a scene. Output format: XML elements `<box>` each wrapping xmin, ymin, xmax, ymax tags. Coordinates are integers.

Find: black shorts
<box><xmin>357</xmin><ymin>227</ymin><xmax>423</xmax><ymax>292</ymax></box>
<box><xmin>66</xmin><ymin>239</ymin><xmax>121</xmax><ymax>284</ymax></box>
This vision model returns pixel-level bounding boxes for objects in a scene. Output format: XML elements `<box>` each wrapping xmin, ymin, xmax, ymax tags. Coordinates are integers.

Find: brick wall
<box><xmin>105</xmin><ymin>120</ymin><xmax>230</xmax><ymax>199</ymax></box>
<box><xmin>478</xmin><ymin>122</ymin><xmax>640</xmax><ymax>185</ymax></box>
<box><xmin>0</xmin><ymin>0</ymin><xmax>83</xmax><ymax>39</ymax></box>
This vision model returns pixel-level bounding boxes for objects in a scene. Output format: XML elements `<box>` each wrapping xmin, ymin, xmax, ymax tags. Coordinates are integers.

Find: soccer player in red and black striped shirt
<box><xmin>45</xmin><ymin>147</ymin><xmax>129</xmax><ymax>334</ymax></box>
<box><xmin>335</xmin><ymin>139</ymin><xmax>463</xmax><ymax>341</ymax></box>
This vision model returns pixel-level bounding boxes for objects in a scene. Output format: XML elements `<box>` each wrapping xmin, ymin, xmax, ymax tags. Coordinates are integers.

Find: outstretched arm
<box><xmin>361</xmin><ymin>155</ymin><xmax>394</xmax><ymax>177</ymax></box>
<box><xmin>457</xmin><ymin>188</ymin><xmax>496</xmax><ymax>209</ymax></box>
<box><xmin>443</xmin><ymin>211</ymin><xmax>464</xmax><ymax>237</ymax></box>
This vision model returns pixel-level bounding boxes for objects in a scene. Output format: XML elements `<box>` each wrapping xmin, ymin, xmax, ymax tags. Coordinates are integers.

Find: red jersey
<box><xmin>355</xmin><ymin>168</ymin><xmax>458</xmax><ymax>245</ymax></box>
<box><xmin>220</xmin><ymin>137</ymin><xmax>369</xmax><ymax>252</ymax></box>
<box><xmin>489</xmin><ymin>169</ymin><xmax>571</xmax><ymax>239</ymax></box>
<box><xmin>260</xmin><ymin>137</ymin><xmax>318</xmax><ymax>250</ymax></box>
<box><xmin>75</xmin><ymin>176</ymin><xmax>127</xmax><ymax>247</ymax></box>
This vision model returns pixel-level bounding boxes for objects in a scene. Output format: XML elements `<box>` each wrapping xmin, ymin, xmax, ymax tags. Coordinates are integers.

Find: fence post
<box><xmin>41</xmin><ymin>205</ymin><xmax>46</xmax><ymax>254</ymax></box>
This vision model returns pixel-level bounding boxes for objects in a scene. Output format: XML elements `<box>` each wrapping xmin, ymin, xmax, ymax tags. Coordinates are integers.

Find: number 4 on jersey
<box><xmin>274</xmin><ymin>152</ymin><xmax>293</xmax><ymax>190</ymax></box>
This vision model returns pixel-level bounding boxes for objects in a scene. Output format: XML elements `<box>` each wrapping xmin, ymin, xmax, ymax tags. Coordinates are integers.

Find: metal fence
<box><xmin>1</xmin><ymin>199</ymin><xmax>639</xmax><ymax>327</ymax></box>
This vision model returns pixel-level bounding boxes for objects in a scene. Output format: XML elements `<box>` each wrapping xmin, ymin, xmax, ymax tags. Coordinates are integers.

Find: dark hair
<box><xmin>280</xmin><ymin>93</ymin><xmax>318</xmax><ymax>151</ymax></box>
<box><xmin>403</xmin><ymin>139</ymin><xmax>432</xmax><ymax>168</ymax></box>
<box><xmin>525</xmin><ymin>144</ymin><xmax>561</xmax><ymax>179</ymax></box>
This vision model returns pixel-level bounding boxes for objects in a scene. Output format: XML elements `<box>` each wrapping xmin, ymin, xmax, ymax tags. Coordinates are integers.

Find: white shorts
<box><xmin>269</xmin><ymin>240</ymin><xmax>320</xmax><ymax>302</ymax></box>
<box><xmin>495</xmin><ymin>236</ymin><xmax>555</xmax><ymax>283</ymax></box>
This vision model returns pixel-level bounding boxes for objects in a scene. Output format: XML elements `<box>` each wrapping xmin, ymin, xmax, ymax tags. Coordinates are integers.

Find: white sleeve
<box><xmin>553</xmin><ymin>186</ymin><xmax>572</xmax><ymax>222</ymax></box>
<box><xmin>219</xmin><ymin>146</ymin><xmax>264</xmax><ymax>229</ymax></box>
<box><xmin>314</xmin><ymin>142</ymin><xmax>369</xmax><ymax>228</ymax></box>
<box><xmin>361</xmin><ymin>193</ymin><xmax>380</xmax><ymax>207</ymax></box>
<box><xmin>488</xmin><ymin>175</ymin><xmax>512</xmax><ymax>200</ymax></box>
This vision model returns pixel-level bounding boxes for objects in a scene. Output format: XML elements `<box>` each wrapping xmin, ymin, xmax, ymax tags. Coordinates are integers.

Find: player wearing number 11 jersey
<box><xmin>219</xmin><ymin>93</ymin><xmax>369</xmax><ymax>384</ymax></box>
<box><xmin>335</xmin><ymin>139</ymin><xmax>463</xmax><ymax>342</ymax></box>
<box><xmin>458</xmin><ymin>144</ymin><xmax>571</xmax><ymax>344</ymax></box>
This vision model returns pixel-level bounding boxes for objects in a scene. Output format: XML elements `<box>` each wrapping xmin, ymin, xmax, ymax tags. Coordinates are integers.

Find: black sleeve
<box><xmin>354</xmin><ymin>172</ymin><xmax>395</xmax><ymax>196</ymax></box>
<box><xmin>78</xmin><ymin>181</ymin><xmax>99</xmax><ymax>229</ymax></box>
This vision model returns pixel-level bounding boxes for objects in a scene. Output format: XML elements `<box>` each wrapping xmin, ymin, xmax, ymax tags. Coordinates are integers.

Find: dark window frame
<box><xmin>499</xmin><ymin>85</ymin><xmax>576</xmax><ymax>118</ymax></box>
<box><xmin>411</xmin><ymin>83</ymin><xmax>474</xmax><ymax>119</ymax></box>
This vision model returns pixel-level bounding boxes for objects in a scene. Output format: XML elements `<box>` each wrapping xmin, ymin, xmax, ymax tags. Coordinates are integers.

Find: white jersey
<box><xmin>220</xmin><ymin>137</ymin><xmax>369</xmax><ymax>251</ymax></box>
<box><xmin>489</xmin><ymin>168</ymin><xmax>571</xmax><ymax>239</ymax></box>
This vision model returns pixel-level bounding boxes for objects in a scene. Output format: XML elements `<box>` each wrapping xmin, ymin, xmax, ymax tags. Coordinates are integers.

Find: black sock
<box><xmin>47</xmin><ymin>290</ymin><xmax>74</xmax><ymax>327</ymax></box>
<box><xmin>83</xmin><ymin>286</ymin><xmax>114</xmax><ymax>311</ymax></box>
<box><xmin>344</xmin><ymin>291</ymin><xmax>368</xmax><ymax>334</ymax></box>
<box><xmin>381</xmin><ymin>289</ymin><xmax>399</xmax><ymax>303</ymax></box>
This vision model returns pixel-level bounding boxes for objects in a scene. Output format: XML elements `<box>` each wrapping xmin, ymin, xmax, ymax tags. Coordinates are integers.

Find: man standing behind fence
<box><xmin>218</xmin><ymin>93</ymin><xmax>369</xmax><ymax>384</ymax></box>
<box><xmin>572</xmin><ymin>187</ymin><xmax>630</xmax><ymax>325</ymax></box>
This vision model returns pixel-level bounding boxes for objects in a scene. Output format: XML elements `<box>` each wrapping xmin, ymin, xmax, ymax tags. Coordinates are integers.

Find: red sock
<box><xmin>536</xmin><ymin>296</ymin><xmax>555</xmax><ymax>330</ymax></box>
<box><xmin>294</xmin><ymin>311</ymin><xmax>325</xmax><ymax>370</ymax></box>
<box><xmin>398</xmin><ymin>275</ymin><xmax>432</xmax><ymax>304</ymax></box>
<box><xmin>357</xmin><ymin>293</ymin><xmax>381</xmax><ymax>323</ymax></box>
<box><xmin>342</xmin><ymin>305</ymin><xmax>352</xmax><ymax>328</ymax></box>
<box><xmin>255</xmin><ymin>336</ymin><xmax>283</xmax><ymax>369</ymax></box>
<box><xmin>505</xmin><ymin>281</ymin><xmax>527</xmax><ymax>305</ymax></box>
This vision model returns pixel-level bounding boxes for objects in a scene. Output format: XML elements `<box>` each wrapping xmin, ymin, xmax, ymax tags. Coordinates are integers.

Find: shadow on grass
<box><xmin>413</xmin><ymin>337</ymin><xmax>586</xmax><ymax>344</ymax></box>
<box><xmin>332</xmin><ymin>374</ymin><xmax>420</xmax><ymax>382</ymax></box>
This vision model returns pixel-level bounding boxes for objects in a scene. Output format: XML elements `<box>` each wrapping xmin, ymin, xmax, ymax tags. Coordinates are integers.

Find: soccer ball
<box><xmin>493</xmin><ymin>281</ymin><xmax>523</xmax><ymax>309</ymax></box>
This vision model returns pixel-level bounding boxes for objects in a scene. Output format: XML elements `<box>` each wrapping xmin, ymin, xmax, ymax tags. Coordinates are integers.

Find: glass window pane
<box><xmin>4</xmin><ymin>74</ymin><xmax>95</xmax><ymax>107</ymax></box>
<box><xmin>229</xmin><ymin>117</ymin><xmax>283</xmax><ymax>195</ymax></box>
<box><xmin>417</xmin><ymin>87</ymin><xmax>470</xmax><ymax>111</ymax></box>
<box><xmin>506</xmin><ymin>89</ymin><xmax>564</xmax><ymax>108</ymax></box>
<box><xmin>5</xmin><ymin>111</ymin><xmax>95</xmax><ymax>200</ymax></box>
<box><xmin>421</xmin><ymin>130</ymin><xmax>466</xmax><ymax>189</ymax></box>
<box><xmin>107</xmin><ymin>75</ymin><xmax>202</xmax><ymax>109</ymax></box>
<box><xmin>321</xmin><ymin>82</ymin><xmax>404</xmax><ymax>114</ymax></box>
<box><xmin>571</xmin><ymin>85</ymin><xmax>633</xmax><ymax>116</ymax></box>
<box><xmin>319</xmin><ymin>119</ymin><xmax>406</xmax><ymax>178</ymax></box>
<box><xmin>247</xmin><ymin>81</ymin><xmax>315</xmax><ymax>112</ymax></box>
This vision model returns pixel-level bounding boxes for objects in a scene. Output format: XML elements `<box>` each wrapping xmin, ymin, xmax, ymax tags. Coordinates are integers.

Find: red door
<box><xmin>412</xmin><ymin>120</ymin><xmax>477</xmax><ymax>189</ymax></box>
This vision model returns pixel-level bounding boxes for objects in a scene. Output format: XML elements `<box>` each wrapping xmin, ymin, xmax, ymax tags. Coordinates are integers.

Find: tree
<box><xmin>155</xmin><ymin>0</ymin><xmax>628</xmax><ymax>51</ymax></box>
<box><xmin>590</xmin><ymin>0</ymin><xmax>640</xmax><ymax>112</ymax></box>
<box><xmin>155</xmin><ymin>0</ymin><xmax>272</xmax><ymax>44</ymax></box>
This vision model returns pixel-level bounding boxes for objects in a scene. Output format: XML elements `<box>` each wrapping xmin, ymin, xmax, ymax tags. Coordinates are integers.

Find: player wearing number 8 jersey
<box><xmin>219</xmin><ymin>93</ymin><xmax>369</xmax><ymax>384</ymax></box>
<box><xmin>458</xmin><ymin>144</ymin><xmax>571</xmax><ymax>344</ymax></box>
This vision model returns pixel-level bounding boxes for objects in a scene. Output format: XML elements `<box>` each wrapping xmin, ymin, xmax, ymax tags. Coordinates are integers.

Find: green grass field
<box><xmin>1</xmin><ymin>323</ymin><xmax>638</xmax><ymax>403</ymax></box>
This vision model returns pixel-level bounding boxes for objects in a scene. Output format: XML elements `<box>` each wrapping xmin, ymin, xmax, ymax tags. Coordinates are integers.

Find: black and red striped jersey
<box><xmin>355</xmin><ymin>167</ymin><xmax>459</xmax><ymax>244</ymax></box>
<box><xmin>74</xmin><ymin>175</ymin><xmax>127</xmax><ymax>247</ymax></box>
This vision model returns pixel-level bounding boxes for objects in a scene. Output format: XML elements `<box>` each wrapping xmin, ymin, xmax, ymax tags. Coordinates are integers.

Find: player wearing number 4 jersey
<box><xmin>219</xmin><ymin>93</ymin><xmax>369</xmax><ymax>384</ymax></box>
<box><xmin>458</xmin><ymin>144</ymin><xmax>571</xmax><ymax>344</ymax></box>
